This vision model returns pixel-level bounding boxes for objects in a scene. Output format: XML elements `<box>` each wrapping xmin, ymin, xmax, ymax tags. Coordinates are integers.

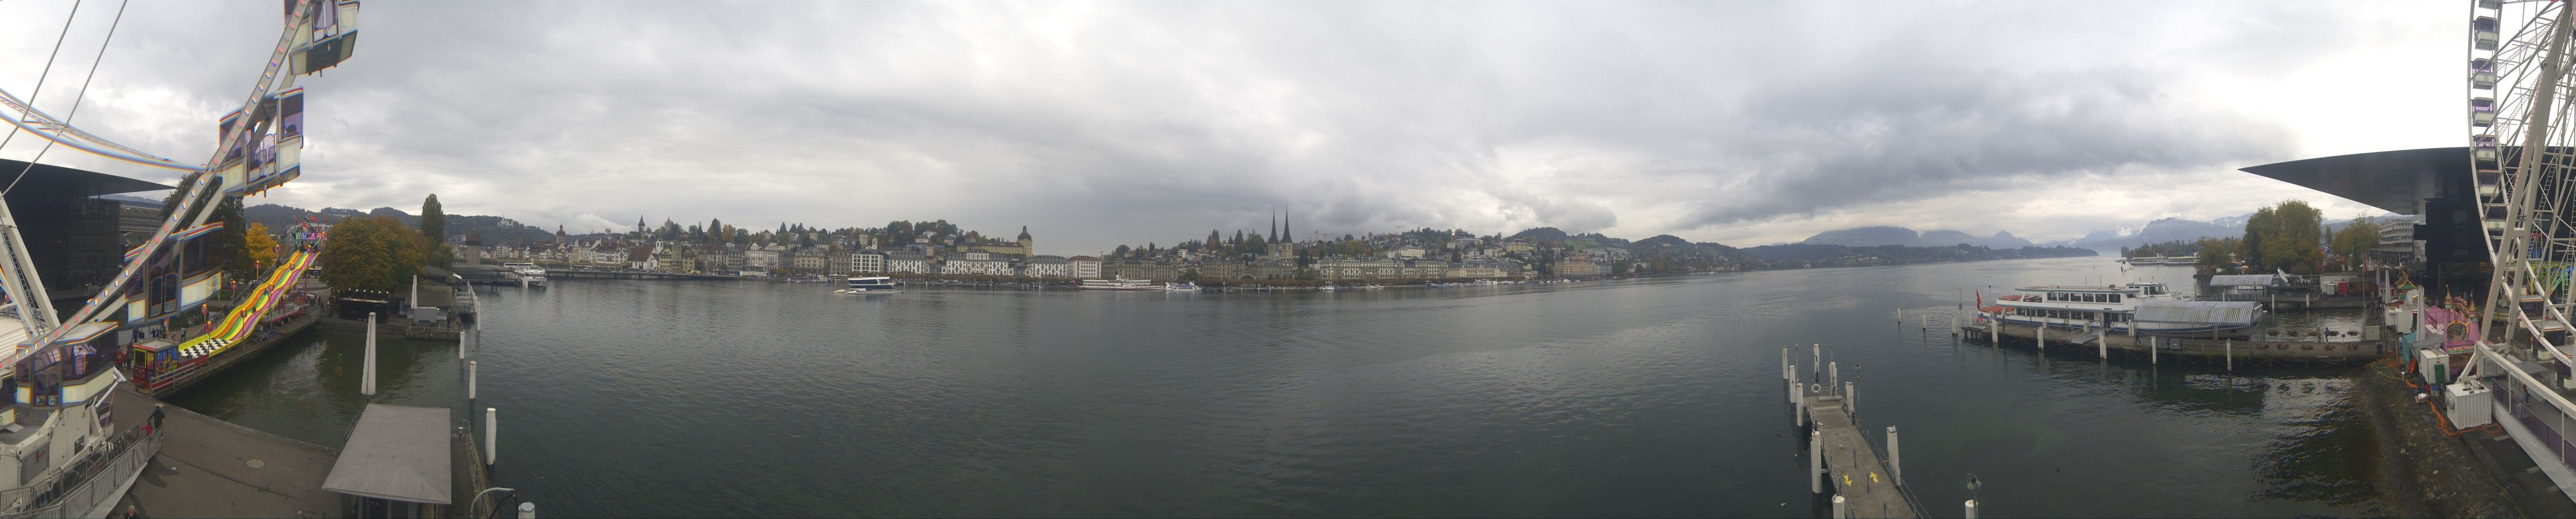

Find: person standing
<box><xmin>148</xmin><ymin>404</ymin><xmax>165</xmax><ymax>435</ymax></box>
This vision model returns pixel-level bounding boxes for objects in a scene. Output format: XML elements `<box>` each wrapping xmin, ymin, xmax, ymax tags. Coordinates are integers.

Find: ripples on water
<box><xmin>174</xmin><ymin>258</ymin><xmax>2384</xmax><ymax>517</ymax></box>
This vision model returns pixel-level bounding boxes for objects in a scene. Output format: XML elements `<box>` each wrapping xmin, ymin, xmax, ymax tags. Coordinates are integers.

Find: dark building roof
<box><xmin>0</xmin><ymin>159</ymin><xmax>173</xmax><ymax>198</ymax></box>
<box><xmin>2236</xmin><ymin>147</ymin><xmax>2464</xmax><ymax>215</ymax></box>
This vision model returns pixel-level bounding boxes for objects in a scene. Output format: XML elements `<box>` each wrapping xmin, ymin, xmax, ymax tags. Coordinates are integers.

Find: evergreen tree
<box><xmin>420</xmin><ymin>194</ymin><xmax>446</xmax><ymax>245</ymax></box>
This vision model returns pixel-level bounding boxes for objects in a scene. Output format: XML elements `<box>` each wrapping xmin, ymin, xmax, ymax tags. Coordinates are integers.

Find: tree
<box><xmin>210</xmin><ymin>196</ymin><xmax>256</xmax><ymax>284</ymax></box>
<box><xmin>2330</xmin><ymin>216</ymin><xmax>2383</xmax><ymax>265</ymax></box>
<box><xmin>420</xmin><ymin>194</ymin><xmax>447</xmax><ymax>245</ymax></box>
<box><xmin>319</xmin><ymin>215</ymin><xmax>428</xmax><ymax>293</ymax></box>
<box><xmin>2243</xmin><ymin>200</ymin><xmax>2325</xmax><ymax>274</ymax></box>
<box><xmin>245</xmin><ymin>223</ymin><xmax>280</xmax><ymax>272</ymax></box>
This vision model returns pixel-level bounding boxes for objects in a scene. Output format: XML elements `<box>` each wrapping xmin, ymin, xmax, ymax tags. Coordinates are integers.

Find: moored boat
<box><xmin>1983</xmin><ymin>282</ymin><xmax>2261</xmax><ymax>335</ymax></box>
<box><xmin>1163</xmin><ymin>282</ymin><xmax>1201</xmax><ymax>292</ymax></box>
<box><xmin>1079</xmin><ymin>278</ymin><xmax>1159</xmax><ymax>290</ymax></box>
<box><xmin>834</xmin><ymin>276</ymin><xmax>902</xmax><ymax>294</ymax></box>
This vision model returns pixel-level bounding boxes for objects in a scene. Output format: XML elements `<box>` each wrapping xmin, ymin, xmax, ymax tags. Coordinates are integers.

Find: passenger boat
<box><xmin>1474</xmin><ymin>279</ymin><xmax>1500</xmax><ymax>285</ymax></box>
<box><xmin>1163</xmin><ymin>282</ymin><xmax>1201</xmax><ymax>292</ymax></box>
<box><xmin>1316</xmin><ymin>285</ymin><xmax>1340</xmax><ymax>291</ymax></box>
<box><xmin>834</xmin><ymin>276</ymin><xmax>901</xmax><ymax>294</ymax></box>
<box><xmin>502</xmin><ymin>262</ymin><xmax>549</xmax><ymax>287</ymax></box>
<box><xmin>1983</xmin><ymin>282</ymin><xmax>2262</xmax><ymax>335</ymax></box>
<box><xmin>1079</xmin><ymin>278</ymin><xmax>1159</xmax><ymax>290</ymax></box>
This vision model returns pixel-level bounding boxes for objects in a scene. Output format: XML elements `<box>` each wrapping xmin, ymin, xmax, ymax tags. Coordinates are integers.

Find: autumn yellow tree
<box><xmin>319</xmin><ymin>215</ymin><xmax>427</xmax><ymax>293</ymax></box>
<box><xmin>244</xmin><ymin>223</ymin><xmax>280</xmax><ymax>272</ymax></box>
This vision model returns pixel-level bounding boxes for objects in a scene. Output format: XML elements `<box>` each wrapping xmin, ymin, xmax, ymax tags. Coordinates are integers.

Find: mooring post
<box><xmin>1792</xmin><ymin>392</ymin><xmax>1813</xmax><ymax>426</ymax></box>
<box><xmin>1782</xmin><ymin>348</ymin><xmax>1790</xmax><ymax>381</ymax></box>
<box><xmin>2098</xmin><ymin>328</ymin><xmax>2109</xmax><ymax>359</ymax></box>
<box><xmin>1992</xmin><ymin>317</ymin><xmax>2000</xmax><ymax>344</ymax></box>
<box><xmin>485</xmin><ymin>407</ymin><xmax>499</xmax><ymax>465</ymax></box>
<box><xmin>1887</xmin><ymin>426</ymin><xmax>1901</xmax><ymax>486</ymax></box>
<box><xmin>1790</xmin><ymin>377</ymin><xmax>1800</xmax><ymax>405</ymax></box>
<box><xmin>519</xmin><ymin>502</ymin><xmax>536</xmax><ymax>519</ymax></box>
<box><xmin>1810</xmin><ymin>429</ymin><xmax>1824</xmax><ymax>494</ymax></box>
<box><xmin>468</xmin><ymin>360</ymin><xmax>479</xmax><ymax>401</ymax></box>
<box><xmin>1829</xmin><ymin>361</ymin><xmax>1839</xmax><ymax>391</ymax></box>
<box><xmin>2226</xmin><ymin>339</ymin><xmax>2233</xmax><ymax>371</ymax></box>
<box><xmin>1965</xmin><ymin>499</ymin><xmax>1979</xmax><ymax>519</ymax></box>
<box><xmin>1831</xmin><ymin>494</ymin><xmax>1847</xmax><ymax>518</ymax></box>
<box><xmin>363</xmin><ymin>313</ymin><xmax>377</xmax><ymax>396</ymax></box>
<box><xmin>2038</xmin><ymin>323</ymin><xmax>2045</xmax><ymax>350</ymax></box>
<box><xmin>458</xmin><ymin>327</ymin><xmax>468</xmax><ymax>359</ymax></box>
<box><xmin>1812</xmin><ymin>344</ymin><xmax>1821</xmax><ymax>376</ymax></box>
<box><xmin>2152</xmin><ymin>337</ymin><xmax>2159</xmax><ymax>363</ymax></box>
<box><xmin>1952</xmin><ymin>314</ymin><xmax>1960</xmax><ymax>336</ymax></box>
<box><xmin>1845</xmin><ymin>382</ymin><xmax>1855</xmax><ymax>414</ymax></box>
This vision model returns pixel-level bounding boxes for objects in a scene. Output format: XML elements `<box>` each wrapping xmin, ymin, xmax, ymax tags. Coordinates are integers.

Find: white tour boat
<box><xmin>1163</xmin><ymin>282</ymin><xmax>1201</xmax><ymax>292</ymax></box>
<box><xmin>1080</xmin><ymin>278</ymin><xmax>1160</xmax><ymax>290</ymax></box>
<box><xmin>1984</xmin><ymin>282</ymin><xmax>2261</xmax><ymax>335</ymax></box>
<box><xmin>834</xmin><ymin>276</ymin><xmax>901</xmax><ymax>294</ymax></box>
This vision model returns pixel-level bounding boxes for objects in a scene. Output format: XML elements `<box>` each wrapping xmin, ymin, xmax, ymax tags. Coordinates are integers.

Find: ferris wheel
<box><xmin>0</xmin><ymin>0</ymin><xmax>361</xmax><ymax>356</ymax></box>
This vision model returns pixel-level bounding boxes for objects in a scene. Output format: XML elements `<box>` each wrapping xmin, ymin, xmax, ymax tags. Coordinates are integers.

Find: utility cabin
<box><xmin>323</xmin><ymin>404</ymin><xmax>452</xmax><ymax>518</ymax></box>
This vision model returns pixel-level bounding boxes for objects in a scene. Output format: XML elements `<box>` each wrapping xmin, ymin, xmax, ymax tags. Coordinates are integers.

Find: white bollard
<box><xmin>2037</xmin><ymin>324</ymin><xmax>2045</xmax><ymax>350</ymax></box>
<box><xmin>2152</xmin><ymin>337</ymin><xmax>2158</xmax><ymax>363</ymax></box>
<box><xmin>1992</xmin><ymin>316</ymin><xmax>2001</xmax><ymax>344</ymax></box>
<box><xmin>1832</xmin><ymin>494</ymin><xmax>1847</xmax><ymax>518</ymax></box>
<box><xmin>1829</xmin><ymin>361</ymin><xmax>1839</xmax><ymax>391</ymax></box>
<box><xmin>1965</xmin><ymin>499</ymin><xmax>1978</xmax><ymax>519</ymax></box>
<box><xmin>363</xmin><ymin>313</ymin><xmax>377</xmax><ymax>396</ymax></box>
<box><xmin>2099</xmin><ymin>331</ymin><xmax>2108</xmax><ymax>358</ymax></box>
<box><xmin>1952</xmin><ymin>314</ymin><xmax>1959</xmax><ymax>336</ymax></box>
<box><xmin>485</xmin><ymin>407</ymin><xmax>498</xmax><ymax>465</ymax></box>
<box><xmin>459</xmin><ymin>329</ymin><xmax>468</xmax><ymax>359</ymax></box>
<box><xmin>519</xmin><ymin>502</ymin><xmax>535</xmax><ymax>518</ymax></box>
<box><xmin>2226</xmin><ymin>339</ymin><xmax>2233</xmax><ymax>371</ymax></box>
<box><xmin>1790</xmin><ymin>377</ymin><xmax>1800</xmax><ymax>405</ymax></box>
<box><xmin>469</xmin><ymin>360</ymin><xmax>479</xmax><ymax>400</ymax></box>
<box><xmin>1845</xmin><ymin>382</ymin><xmax>1855</xmax><ymax>414</ymax></box>
<box><xmin>1797</xmin><ymin>396</ymin><xmax>1808</xmax><ymax>427</ymax></box>
<box><xmin>1812</xmin><ymin>344</ymin><xmax>1821</xmax><ymax>376</ymax></box>
<box><xmin>1887</xmin><ymin>426</ymin><xmax>1902</xmax><ymax>486</ymax></box>
<box><xmin>1782</xmin><ymin>348</ymin><xmax>1790</xmax><ymax>381</ymax></box>
<box><xmin>1810</xmin><ymin>429</ymin><xmax>1824</xmax><ymax>494</ymax></box>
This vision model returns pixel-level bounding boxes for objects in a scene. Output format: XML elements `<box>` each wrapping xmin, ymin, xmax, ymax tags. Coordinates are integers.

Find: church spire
<box><xmin>1283</xmin><ymin>206</ymin><xmax>1292</xmax><ymax>244</ymax></box>
<box><xmin>1270</xmin><ymin>204</ymin><xmax>1278</xmax><ymax>242</ymax></box>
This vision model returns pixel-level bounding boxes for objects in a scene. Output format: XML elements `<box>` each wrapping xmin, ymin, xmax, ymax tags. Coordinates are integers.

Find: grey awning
<box><xmin>2134</xmin><ymin>300</ymin><xmax>2263</xmax><ymax>325</ymax></box>
<box><xmin>322</xmin><ymin>404</ymin><xmax>451</xmax><ymax>504</ymax></box>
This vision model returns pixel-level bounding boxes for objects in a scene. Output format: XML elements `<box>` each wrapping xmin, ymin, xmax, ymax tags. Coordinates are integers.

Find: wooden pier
<box><xmin>1960</xmin><ymin>321</ymin><xmax>2386</xmax><ymax>366</ymax></box>
<box><xmin>1788</xmin><ymin>348</ymin><xmax>1923</xmax><ymax>518</ymax></box>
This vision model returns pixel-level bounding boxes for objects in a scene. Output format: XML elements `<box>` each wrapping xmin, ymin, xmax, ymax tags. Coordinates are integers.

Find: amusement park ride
<box><xmin>2458</xmin><ymin>0</ymin><xmax>2576</xmax><ymax>500</ymax></box>
<box><xmin>0</xmin><ymin>1</ymin><xmax>361</xmax><ymax>515</ymax></box>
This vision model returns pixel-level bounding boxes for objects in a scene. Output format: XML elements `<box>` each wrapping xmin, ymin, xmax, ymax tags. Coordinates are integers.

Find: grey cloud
<box><xmin>0</xmin><ymin>2</ymin><xmax>2417</xmax><ymax>252</ymax></box>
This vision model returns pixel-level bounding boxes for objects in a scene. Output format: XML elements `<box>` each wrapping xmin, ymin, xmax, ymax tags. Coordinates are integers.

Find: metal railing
<box><xmin>0</xmin><ymin>427</ymin><xmax>160</xmax><ymax>518</ymax></box>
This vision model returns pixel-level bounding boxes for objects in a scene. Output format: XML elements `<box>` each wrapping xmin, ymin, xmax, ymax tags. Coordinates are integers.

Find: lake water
<box><xmin>170</xmin><ymin>256</ymin><xmax>2382</xmax><ymax>517</ymax></box>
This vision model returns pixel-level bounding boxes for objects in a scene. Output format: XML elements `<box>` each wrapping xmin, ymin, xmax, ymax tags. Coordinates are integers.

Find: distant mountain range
<box><xmin>1797</xmin><ymin>211</ymin><xmax>2403</xmax><ymax>253</ymax></box>
<box><xmin>1799</xmin><ymin>227</ymin><xmax>2034</xmax><ymax>249</ymax></box>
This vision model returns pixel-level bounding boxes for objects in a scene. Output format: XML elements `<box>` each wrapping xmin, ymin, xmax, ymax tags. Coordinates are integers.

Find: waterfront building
<box><xmin>884</xmin><ymin>250</ymin><xmax>930</xmax><ymax>274</ymax></box>
<box><xmin>1248</xmin><ymin>257</ymin><xmax>1299</xmax><ymax>279</ymax></box>
<box><xmin>626</xmin><ymin>245</ymin><xmax>657</xmax><ymax>271</ymax></box>
<box><xmin>1025</xmin><ymin>254</ymin><xmax>1070</xmax><ymax>278</ymax></box>
<box><xmin>746</xmin><ymin>244</ymin><xmax>782</xmax><ymax>270</ymax></box>
<box><xmin>695</xmin><ymin>248</ymin><xmax>729</xmax><ymax>273</ymax></box>
<box><xmin>1553</xmin><ymin>260</ymin><xmax>1602</xmax><ymax>278</ymax></box>
<box><xmin>1197</xmin><ymin>260</ymin><xmax>1246</xmax><ymax>280</ymax></box>
<box><xmin>941</xmin><ymin>254</ymin><xmax>1014</xmax><ymax>276</ymax></box>
<box><xmin>1447</xmin><ymin>261</ymin><xmax>1507</xmax><ymax>279</ymax></box>
<box><xmin>1067</xmin><ymin>255</ymin><xmax>1102</xmax><ymax>279</ymax></box>
<box><xmin>850</xmin><ymin>251</ymin><xmax>887</xmax><ymax>274</ymax></box>
<box><xmin>2372</xmin><ymin>216</ymin><xmax>2423</xmax><ymax>268</ymax></box>
<box><xmin>723</xmin><ymin>246</ymin><xmax>748</xmax><ymax>271</ymax></box>
<box><xmin>790</xmin><ymin>247</ymin><xmax>829</xmax><ymax>273</ymax></box>
<box><xmin>1104</xmin><ymin>260</ymin><xmax>1178</xmax><ymax>281</ymax></box>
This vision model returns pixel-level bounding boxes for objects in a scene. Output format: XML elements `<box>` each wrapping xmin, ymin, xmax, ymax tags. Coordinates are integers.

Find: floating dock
<box><xmin>1959</xmin><ymin>320</ymin><xmax>2386</xmax><ymax>366</ymax></box>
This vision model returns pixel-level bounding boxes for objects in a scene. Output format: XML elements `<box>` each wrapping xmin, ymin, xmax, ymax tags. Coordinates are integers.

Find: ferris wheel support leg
<box><xmin>0</xmin><ymin>199</ymin><xmax>57</xmax><ymax>333</ymax></box>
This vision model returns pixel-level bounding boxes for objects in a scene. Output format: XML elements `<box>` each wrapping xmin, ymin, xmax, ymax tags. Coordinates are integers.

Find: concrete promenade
<box><xmin>107</xmin><ymin>387</ymin><xmax>341</xmax><ymax>517</ymax></box>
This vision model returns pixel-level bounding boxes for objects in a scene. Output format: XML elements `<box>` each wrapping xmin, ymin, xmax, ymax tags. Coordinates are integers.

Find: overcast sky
<box><xmin>1</xmin><ymin>1</ymin><xmax>2452</xmax><ymax>254</ymax></box>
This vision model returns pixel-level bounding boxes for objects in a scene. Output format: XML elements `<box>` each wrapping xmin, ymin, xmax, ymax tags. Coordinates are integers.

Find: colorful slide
<box><xmin>174</xmin><ymin>251</ymin><xmax>316</xmax><ymax>359</ymax></box>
